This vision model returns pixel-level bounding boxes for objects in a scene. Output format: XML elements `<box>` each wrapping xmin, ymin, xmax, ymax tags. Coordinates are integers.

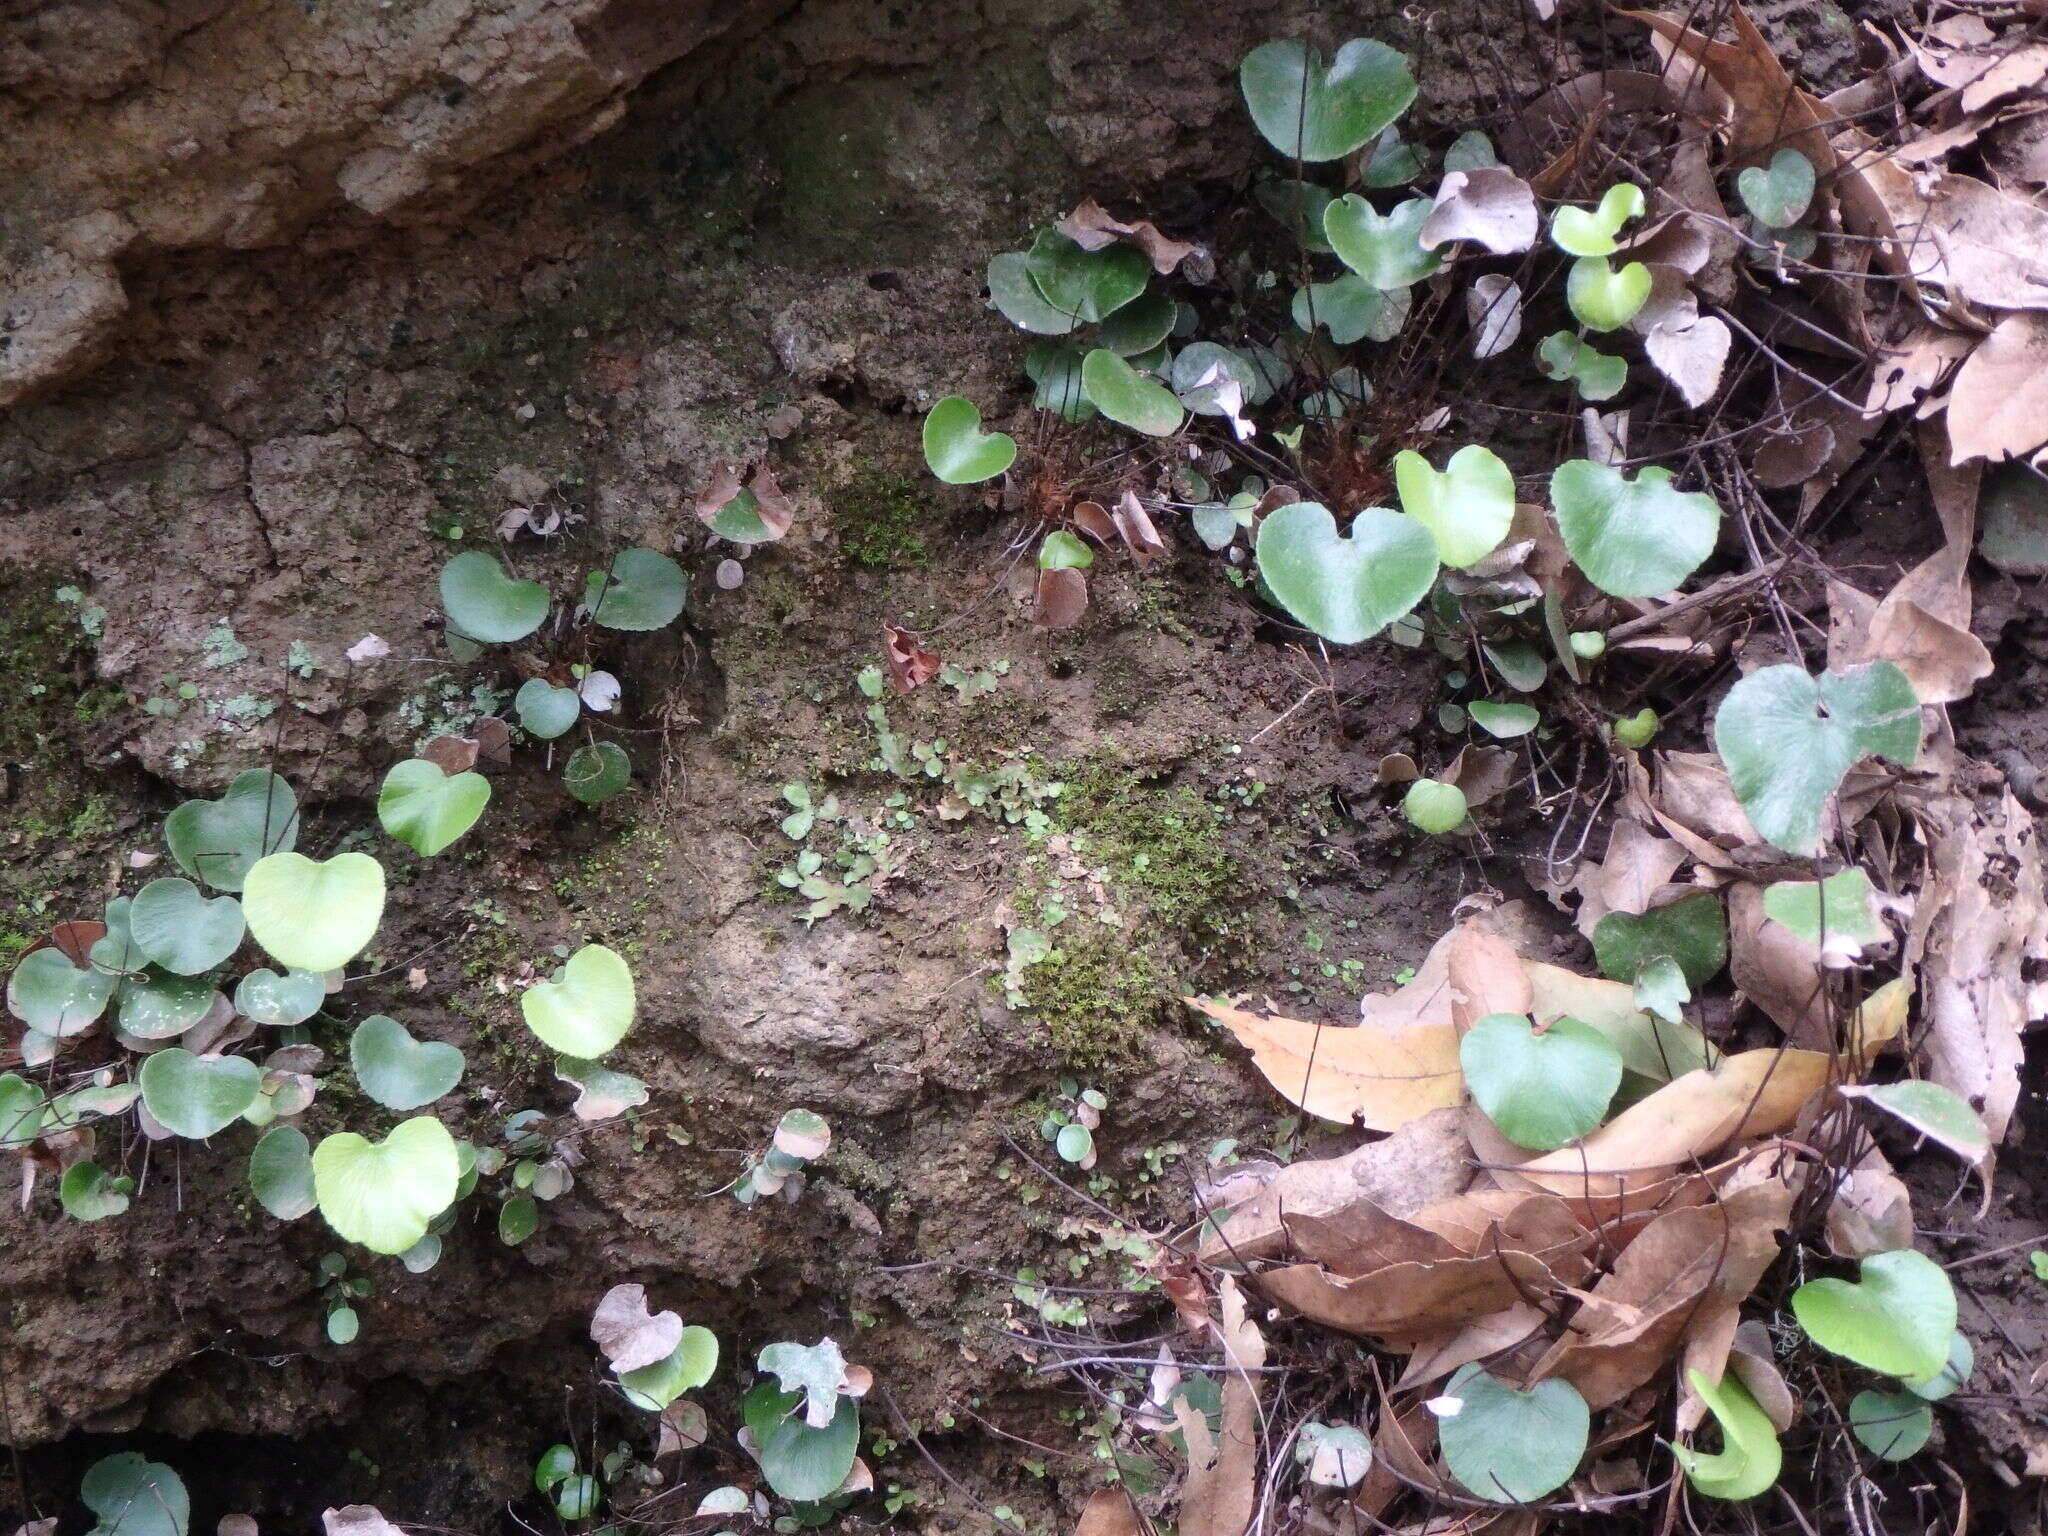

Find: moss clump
<box><xmin>835</xmin><ymin>468</ymin><xmax>930</xmax><ymax>570</ymax></box>
<box><xmin>1052</xmin><ymin>757</ymin><xmax>1237</xmax><ymax>931</ymax></box>
<box><xmin>1020</xmin><ymin>931</ymin><xmax>1168</xmax><ymax>1074</ymax></box>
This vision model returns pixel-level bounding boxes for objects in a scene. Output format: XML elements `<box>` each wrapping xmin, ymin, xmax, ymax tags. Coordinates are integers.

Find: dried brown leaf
<box><xmin>1059</xmin><ymin>198</ymin><xmax>1197</xmax><ymax>276</ymax></box>
<box><xmin>1532</xmin><ymin>1177</ymin><xmax>1796</xmax><ymax>1407</ymax></box>
<box><xmin>1420</xmin><ymin>168</ymin><xmax>1539</xmax><ymax>255</ymax></box>
<box><xmin>1035</xmin><ymin>567</ymin><xmax>1089</xmax><ymax>629</ymax></box>
<box><xmin>1075</xmin><ymin>1488</ymin><xmax>1145</xmax><ymax>1536</ymax></box>
<box><xmin>1174</xmin><ymin>1276</ymin><xmax>1264</xmax><ymax>1536</ymax></box>
<box><xmin>1192</xmin><ymin>997</ymin><xmax>1462</xmax><ymax>1130</ymax></box>
<box><xmin>1504</xmin><ymin>1050</ymin><xmax>1832</xmax><ymax>1209</ymax></box>
<box><xmin>590</xmin><ymin>1283</ymin><xmax>684</xmax><ymax>1373</ymax></box>
<box><xmin>1904</xmin><ymin>765</ymin><xmax>2048</xmax><ymax>1145</ymax></box>
<box><xmin>881</xmin><ymin>622</ymin><xmax>940</xmax><ymax>694</ymax></box>
<box><xmin>1947</xmin><ymin>312</ymin><xmax>2048</xmax><ymax>464</ymax></box>
<box><xmin>1197</xmin><ymin>1106</ymin><xmax>1472</xmax><ymax>1264</ymax></box>
<box><xmin>1115</xmin><ymin>490</ymin><xmax>1167</xmax><ymax>566</ymax></box>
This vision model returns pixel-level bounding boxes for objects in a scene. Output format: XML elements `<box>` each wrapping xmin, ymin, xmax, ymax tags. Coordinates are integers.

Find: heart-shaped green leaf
<box><xmin>234</xmin><ymin>967</ymin><xmax>327</xmax><ymax>1026</ymax></box>
<box><xmin>117</xmin><ymin>969</ymin><xmax>218</xmax><ymax>1039</ymax></box>
<box><xmin>1468</xmin><ymin>701</ymin><xmax>1540</xmax><ymax>739</ymax></box>
<box><xmin>1793</xmin><ymin>1250</ymin><xmax>1955</xmax><ymax>1380</ymax></box>
<box><xmin>1461</xmin><ymin>1012</ymin><xmax>1623</xmax><ymax>1150</ymax></box>
<box><xmin>523</xmin><ymin>943</ymin><xmax>636</xmax><ymax>1057</ymax></box>
<box><xmin>8</xmin><ymin>946</ymin><xmax>117</xmax><ymax>1035</ymax></box>
<box><xmin>1393</xmin><ymin>444</ymin><xmax>1514</xmax><ymax>568</ymax></box>
<box><xmin>1840</xmin><ymin>1080</ymin><xmax>1988</xmax><ymax>1167</ymax></box>
<box><xmin>1024</xmin><ymin>343</ymin><xmax>1096</xmax><ymax>423</ymax></box>
<box><xmin>1849</xmin><ymin>1389</ymin><xmax>1933</xmax><ymax>1461</ymax></box>
<box><xmin>1170</xmin><ymin>342</ymin><xmax>1263</xmax><ymax>411</ymax></box>
<box><xmin>582</xmin><ymin>548</ymin><xmax>688</xmax><ymax>632</ymax></box>
<box><xmin>1762</xmin><ymin>868</ymin><xmax>1885</xmax><ymax>956</ymax></box>
<box><xmin>1713</xmin><ymin>663</ymin><xmax>1921</xmax><ymax>855</ymax></box>
<box><xmin>515</xmin><ymin>678</ymin><xmax>582</xmax><ymax>739</ymax></box>
<box><xmin>1552</xmin><ymin>461</ymin><xmax>1721</xmax><ymax>598</ymax></box>
<box><xmin>1255</xmin><ymin>502</ymin><xmax>1439</xmax><ymax>645</ymax></box>
<box><xmin>1737</xmin><ymin>149</ymin><xmax>1815</xmax><ymax>230</ymax></box>
<box><xmin>129</xmin><ymin>877</ymin><xmax>246</xmax><ymax>975</ymax></box>
<box><xmin>1097</xmin><ymin>291</ymin><xmax>1178</xmax><ymax>357</ymax></box>
<box><xmin>1592</xmin><ymin>892</ymin><xmax>1728</xmax><ymax>987</ymax></box>
<box><xmin>139</xmin><ymin>1048</ymin><xmax>262</xmax><ymax>1139</ymax></box>
<box><xmin>1323</xmin><ymin>195</ymin><xmax>1440</xmax><ymax>289</ymax></box>
<box><xmin>1438</xmin><ymin>1364</ymin><xmax>1589</xmax><ymax>1503</ymax></box>
<box><xmin>351</xmin><ymin>1014</ymin><xmax>465</xmax><ymax>1111</ymax></box>
<box><xmin>923</xmin><ymin>397</ymin><xmax>1018</xmax><ymax>484</ymax></box>
<box><xmin>1550</xmin><ymin>182</ymin><xmax>1645</xmax><ymax>256</ymax></box>
<box><xmin>1566</xmin><ymin>256</ymin><xmax>1652</xmax><ymax>332</ymax></box>
<box><xmin>313</xmin><ymin>1115</ymin><xmax>461</xmax><ymax>1254</ymax></box>
<box><xmin>1675</xmin><ymin>1369</ymin><xmax>1782</xmax><ymax>1500</ymax></box>
<box><xmin>61</xmin><ymin>1160</ymin><xmax>133</xmax><ymax>1221</ymax></box>
<box><xmin>250</xmin><ymin>1124</ymin><xmax>317</xmax><ymax>1219</ymax></box>
<box><xmin>1080</xmin><ymin>349</ymin><xmax>1185</xmax><ymax>437</ymax></box>
<box><xmin>442</xmin><ymin>553</ymin><xmax>548</xmax><ymax>645</ymax></box>
<box><xmin>1536</xmin><ymin>331</ymin><xmax>1627</xmax><ymax>401</ymax></box>
<box><xmin>82</xmin><ymin>1452</ymin><xmax>189</xmax><ymax>1536</ymax></box>
<box><xmin>164</xmin><ymin>770</ymin><xmax>299</xmax><ymax>891</ymax></box>
<box><xmin>564</xmin><ymin>741</ymin><xmax>632</xmax><ymax>805</ymax></box>
<box><xmin>756</xmin><ymin>1393</ymin><xmax>862</xmax><ymax>1503</ymax></box>
<box><xmin>1039</xmin><ymin>529</ymin><xmax>1095</xmax><ymax>572</ymax></box>
<box><xmin>988</xmin><ymin>251</ymin><xmax>1082</xmax><ymax>335</ymax></box>
<box><xmin>1239</xmin><ymin>38</ymin><xmax>1418</xmax><ymax>162</ymax></box>
<box><xmin>1292</xmin><ymin>276</ymin><xmax>1411</xmax><ymax>344</ymax></box>
<box><xmin>243</xmin><ymin>851</ymin><xmax>387</xmax><ymax>973</ymax></box>
<box><xmin>378</xmin><ymin>758</ymin><xmax>491</xmax><ymax>857</ymax></box>
<box><xmin>1023</xmin><ymin>229</ymin><xmax>1148</xmax><ymax>323</ymax></box>
<box><xmin>0</xmin><ymin>1073</ymin><xmax>46</xmax><ymax>1149</ymax></box>
<box><xmin>1403</xmin><ymin>779</ymin><xmax>1468</xmax><ymax>833</ymax></box>
<box><xmin>620</xmin><ymin>1327</ymin><xmax>721</xmax><ymax>1410</ymax></box>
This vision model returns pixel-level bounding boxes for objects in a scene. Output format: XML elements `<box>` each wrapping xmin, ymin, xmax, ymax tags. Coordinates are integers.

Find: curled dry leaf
<box><xmin>1058</xmin><ymin>198</ymin><xmax>1198</xmax><ymax>276</ymax></box>
<box><xmin>1419</xmin><ymin>167</ymin><xmax>1539</xmax><ymax>254</ymax></box>
<box><xmin>694</xmin><ymin>462</ymin><xmax>745</xmax><ymax>524</ymax></box>
<box><xmin>345</xmin><ymin>635</ymin><xmax>390</xmax><ymax>664</ymax></box>
<box><xmin>881</xmin><ymin>622</ymin><xmax>941</xmax><ymax>693</ymax></box>
<box><xmin>1727</xmin><ymin>883</ymin><xmax>1832</xmax><ymax>1048</ymax></box>
<box><xmin>323</xmin><ymin>1511</ymin><xmax>406</xmax><ymax>1536</ymax></box>
<box><xmin>1946</xmin><ymin>312</ymin><xmax>2048</xmax><ymax>465</ymax></box>
<box><xmin>1258</xmin><ymin>1190</ymin><xmax>1592</xmax><ymax>1345</ymax></box>
<box><xmin>1197</xmin><ymin>1105</ymin><xmax>1473</xmax><ymax>1264</ymax></box>
<box><xmin>1074</xmin><ymin>1487</ymin><xmax>1145</xmax><ymax>1536</ymax></box>
<box><xmin>1115</xmin><ymin>491</ymin><xmax>1168</xmax><ymax>564</ymax></box>
<box><xmin>420</xmin><ymin>735</ymin><xmax>480</xmax><ymax>775</ymax></box>
<box><xmin>1466</xmin><ymin>274</ymin><xmax>1524</xmax><ymax>359</ymax></box>
<box><xmin>657</xmin><ymin>1398</ymin><xmax>710</xmax><ymax>1458</ymax></box>
<box><xmin>1824</xmin><ymin>1146</ymin><xmax>1916</xmax><ymax>1258</ymax></box>
<box><xmin>1195</xmin><ymin>994</ymin><xmax>1462</xmax><ymax>1130</ymax></box>
<box><xmin>1903</xmin><ymin>763</ymin><xmax>2048</xmax><ymax>1147</ymax></box>
<box><xmin>590</xmin><ymin>1283</ymin><xmax>685</xmax><ymax>1373</ymax></box>
<box><xmin>1877</xmin><ymin>174</ymin><xmax>2048</xmax><ymax>317</ymax></box>
<box><xmin>1501</xmin><ymin>1050</ymin><xmax>1832</xmax><ymax>1214</ymax></box>
<box><xmin>1071</xmin><ymin>500</ymin><xmax>1117</xmax><ymax>544</ymax></box>
<box><xmin>1530</xmin><ymin>1176</ymin><xmax>1798</xmax><ymax>1408</ymax></box>
<box><xmin>1174</xmin><ymin>1275</ymin><xmax>1265</xmax><ymax>1536</ymax></box>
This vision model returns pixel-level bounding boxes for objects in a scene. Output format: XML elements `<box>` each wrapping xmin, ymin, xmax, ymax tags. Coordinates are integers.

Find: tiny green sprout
<box><xmin>1550</xmin><ymin>182</ymin><xmax>1646</xmax><ymax>257</ymax></box>
<box><xmin>922</xmin><ymin>397</ymin><xmax>1017</xmax><ymax>484</ymax></box>
<box><xmin>1535</xmin><ymin>331</ymin><xmax>1627</xmax><ymax>401</ymax></box>
<box><xmin>1613</xmin><ymin>708</ymin><xmax>1660</xmax><ymax>749</ymax></box>
<box><xmin>2031</xmin><ymin>1251</ymin><xmax>2048</xmax><ymax>1282</ymax></box>
<box><xmin>1569</xmin><ymin>630</ymin><xmax>1607</xmax><ymax>660</ymax></box>
<box><xmin>1402</xmin><ymin>778</ymin><xmax>1467</xmax><ymax>834</ymax></box>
